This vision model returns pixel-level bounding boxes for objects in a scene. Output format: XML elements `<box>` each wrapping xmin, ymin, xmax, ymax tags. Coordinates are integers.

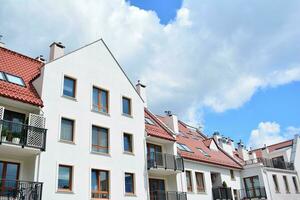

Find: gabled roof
<box><xmin>144</xmin><ymin>108</ymin><xmax>176</xmax><ymax>141</ymax></box>
<box><xmin>0</xmin><ymin>47</ymin><xmax>43</xmax><ymax>106</ymax></box>
<box><xmin>250</xmin><ymin>139</ymin><xmax>293</xmax><ymax>158</ymax></box>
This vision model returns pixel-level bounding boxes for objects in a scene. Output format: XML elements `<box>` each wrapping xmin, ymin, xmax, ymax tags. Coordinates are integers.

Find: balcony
<box><xmin>245</xmin><ymin>158</ymin><xmax>294</xmax><ymax>170</ymax></box>
<box><xmin>0</xmin><ymin>119</ymin><xmax>47</xmax><ymax>151</ymax></box>
<box><xmin>147</xmin><ymin>152</ymin><xmax>184</xmax><ymax>172</ymax></box>
<box><xmin>212</xmin><ymin>187</ymin><xmax>233</xmax><ymax>200</ymax></box>
<box><xmin>240</xmin><ymin>187</ymin><xmax>267</xmax><ymax>200</ymax></box>
<box><xmin>150</xmin><ymin>191</ymin><xmax>187</xmax><ymax>200</ymax></box>
<box><xmin>0</xmin><ymin>179</ymin><xmax>43</xmax><ymax>200</ymax></box>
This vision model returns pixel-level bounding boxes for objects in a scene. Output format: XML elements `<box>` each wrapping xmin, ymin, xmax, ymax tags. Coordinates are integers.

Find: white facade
<box><xmin>35</xmin><ymin>39</ymin><xmax>148</xmax><ymax>200</ymax></box>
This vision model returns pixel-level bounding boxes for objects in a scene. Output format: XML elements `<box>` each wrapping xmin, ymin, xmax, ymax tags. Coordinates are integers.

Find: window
<box><xmin>197</xmin><ymin>148</ymin><xmax>209</xmax><ymax>157</ymax></box>
<box><xmin>123</xmin><ymin>133</ymin><xmax>133</xmax><ymax>153</ymax></box>
<box><xmin>145</xmin><ymin>117</ymin><xmax>155</xmax><ymax>125</ymax></box>
<box><xmin>293</xmin><ymin>176</ymin><xmax>299</xmax><ymax>193</ymax></box>
<box><xmin>272</xmin><ymin>175</ymin><xmax>280</xmax><ymax>193</ymax></box>
<box><xmin>92</xmin><ymin>126</ymin><xmax>109</xmax><ymax>154</ymax></box>
<box><xmin>195</xmin><ymin>172</ymin><xmax>205</xmax><ymax>192</ymax></box>
<box><xmin>60</xmin><ymin>118</ymin><xmax>74</xmax><ymax>142</ymax></box>
<box><xmin>63</xmin><ymin>76</ymin><xmax>76</xmax><ymax>98</ymax></box>
<box><xmin>125</xmin><ymin>173</ymin><xmax>135</xmax><ymax>194</ymax></box>
<box><xmin>177</xmin><ymin>143</ymin><xmax>193</xmax><ymax>152</ymax></box>
<box><xmin>283</xmin><ymin>176</ymin><xmax>290</xmax><ymax>193</ymax></box>
<box><xmin>91</xmin><ymin>169</ymin><xmax>109</xmax><ymax>199</ymax></box>
<box><xmin>58</xmin><ymin>165</ymin><xmax>72</xmax><ymax>191</ymax></box>
<box><xmin>5</xmin><ymin>73</ymin><xmax>25</xmax><ymax>86</ymax></box>
<box><xmin>230</xmin><ymin>170</ymin><xmax>235</xmax><ymax>180</ymax></box>
<box><xmin>0</xmin><ymin>72</ymin><xmax>5</xmax><ymax>80</ymax></box>
<box><xmin>186</xmin><ymin>171</ymin><xmax>193</xmax><ymax>192</ymax></box>
<box><xmin>92</xmin><ymin>87</ymin><xmax>109</xmax><ymax>113</ymax></box>
<box><xmin>122</xmin><ymin>97</ymin><xmax>132</xmax><ymax>115</ymax></box>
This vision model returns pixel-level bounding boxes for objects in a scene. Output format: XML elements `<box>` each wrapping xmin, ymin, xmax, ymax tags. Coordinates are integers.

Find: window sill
<box><xmin>122</xmin><ymin>113</ymin><xmax>133</xmax><ymax>118</ymax></box>
<box><xmin>59</xmin><ymin>140</ymin><xmax>76</xmax><ymax>145</ymax></box>
<box><xmin>123</xmin><ymin>151</ymin><xmax>135</xmax><ymax>156</ymax></box>
<box><xmin>91</xmin><ymin>109</ymin><xmax>110</xmax><ymax>117</ymax></box>
<box><xmin>56</xmin><ymin>189</ymin><xmax>74</xmax><ymax>194</ymax></box>
<box><xmin>90</xmin><ymin>151</ymin><xmax>111</xmax><ymax>157</ymax></box>
<box><xmin>125</xmin><ymin>193</ymin><xmax>136</xmax><ymax>197</ymax></box>
<box><xmin>62</xmin><ymin>95</ymin><xmax>77</xmax><ymax>102</ymax></box>
<box><xmin>196</xmin><ymin>191</ymin><xmax>206</xmax><ymax>194</ymax></box>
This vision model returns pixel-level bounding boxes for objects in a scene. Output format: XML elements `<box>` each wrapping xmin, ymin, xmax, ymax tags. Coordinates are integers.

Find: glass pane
<box><xmin>92</xmin><ymin>126</ymin><xmax>108</xmax><ymax>153</ymax></box>
<box><xmin>92</xmin><ymin>88</ymin><xmax>99</xmax><ymax>110</ymax></box>
<box><xmin>100</xmin><ymin>171</ymin><xmax>108</xmax><ymax>192</ymax></box>
<box><xmin>5</xmin><ymin>74</ymin><xmax>25</xmax><ymax>86</ymax></box>
<box><xmin>101</xmin><ymin>91</ymin><xmax>108</xmax><ymax>113</ymax></box>
<box><xmin>124</xmin><ymin>134</ymin><xmax>132</xmax><ymax>152</ymax></box>
<box><xmin>61</xmin><ymin>119</ymin><xmax>73</xmax><ymax>141</ymax></box>
<box><xmin>0</xmin><ymin>72</ymin><xmax>5</xmax><ymax>80</ymax></box>
<box><xmin>125</xmin><ymin>173</ymin><xmax>133</xmax><ymax>193</ymax></box>
<box><xmin>63</xmin><ymin>77</ymin><xmax>75</xmax><ymax>97</ymax></box>
<box><xmin>122</xmin><ymin>98</ymin><xmax>130</xmax><ymax>115</ymax></box>
<box><xmin>91</xmin><ymin>170</ymin><xmax>98</xmax><ymax>191</ymax></box>
<box><xmin>58</xmin><ymin>166</ymin><xmax>71</xmax><ymax>190</ymax></box>
<box><xmin>0</xmin><ymin>162</ymin><xmax>3</xmax><ymax>179</ymax></box>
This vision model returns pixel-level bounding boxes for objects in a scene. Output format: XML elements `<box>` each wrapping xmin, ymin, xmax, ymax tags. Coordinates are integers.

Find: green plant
<box><xmin>222</xmin><ymin>181</ymin><xmax>228</xmax><ymax>188</ymax></box>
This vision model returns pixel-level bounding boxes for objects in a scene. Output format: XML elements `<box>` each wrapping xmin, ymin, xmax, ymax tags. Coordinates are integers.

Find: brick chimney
<box><xmin>49</xmin><ymin>42</ymin><xmax>65</xmax><ymax>61</ymax></box>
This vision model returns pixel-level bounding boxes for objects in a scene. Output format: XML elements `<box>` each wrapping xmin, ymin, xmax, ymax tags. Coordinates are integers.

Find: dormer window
<box><xmin>0</xmin><ymin>71</ymin><xmax>25</xmax><ymax>87</ymax></box>
<box><xmin>177</xmin><ymin>143</ymin><xmax>193</xmax><ymax>152</ymax></box>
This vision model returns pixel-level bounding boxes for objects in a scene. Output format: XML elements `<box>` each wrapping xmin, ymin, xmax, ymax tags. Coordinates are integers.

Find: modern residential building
<box><xmin>0</xmin><ymin>46</ymin><xmax>46</xmax><ymax>199</ymax></box>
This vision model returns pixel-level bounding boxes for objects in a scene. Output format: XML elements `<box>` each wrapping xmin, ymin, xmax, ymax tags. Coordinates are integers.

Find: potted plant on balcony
<box><xmin>1</xmin><ymin>128</ymin><xmax>8</xmax><ymax>142</ymax></box>
<box><xmin>222</xmin><ymin>181</ymin><xmax>228</xmax><ymax>188</ymax></box>
<box><xmin>12</xmin><ymin>132</ymin><xmax>21</xmax><ymax>144</ymax></box>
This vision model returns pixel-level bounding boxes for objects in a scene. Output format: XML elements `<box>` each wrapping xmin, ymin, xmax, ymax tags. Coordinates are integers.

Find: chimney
<box><xmin>35</xmin><ymin>55</ymin><xmax>46</xmax><ymax>63</ymax></box>
<box><xmin>136</xmin><ymin>80</ymin><xmax>147</xmax><ymax>107</ymax></box>
<box><xmin>237</xmin><ymin>140</ymin><xmax>249</xmax><ymax>161</ymax></box>
<box><xmin>0</xmin><ymin>35</ymin><xmax>5</xmax><ymax>48</ymax></box>
<box><xmin>164</xmin><ymin>111</ymin><xmax>179</xmax><ymax>134</ymax></box>
<box><xmin>49</xmin><ymin>42</ymin><xmax>65</xmax><ymax>61</ymax></box>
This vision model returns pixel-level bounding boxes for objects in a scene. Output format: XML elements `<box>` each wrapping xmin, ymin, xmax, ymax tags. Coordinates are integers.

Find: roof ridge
<box><xmin>250</xmin><ymin>139</ymin><xmax>293</xmax><ymax>152</ymax></box>
<box><xmin>0</xmin><ymin>46</ymin><xmax>42</xmax><ymax>65</ymax></box>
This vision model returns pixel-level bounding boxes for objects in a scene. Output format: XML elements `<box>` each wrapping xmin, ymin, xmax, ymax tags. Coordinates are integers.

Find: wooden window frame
<box><xmin>195</xmin><ymin>172</ymin><xmax>205</xmax><ymax>193</ymax></box>
<box><xmin>92</xmin><ymin>86</ymin><xmax>109</xmax><ymax>113</ymax></box>
<box><xmin>60</xmin><ymin>117</ymin><xmax>75</xmax><ymax>142</ymax></box>
<box><xmin>0</xmin><ymin>161</ymin><xmax>20</xmax><ymax>194</ymax></box>
<box><xmin>91</xmin><ymin>169</ymin><xmax>109</xmax><ymax>199</ymax></box>
<box><xmin>123</xmin><ymin>133</ymin><xmax>133</xmax><ymax>153</ymax></box>
<box><xmin>57</xmin><ymin>164</ymin><xmax>73</xmax><ymax>192</ymax></box>
<box><xmin>272</xmin><ymin>174</ymin><xmax>280</xmax><ymax>193</ymax></box>
<box><xmin>283</xmin><ymin>175</ymin><xmax>290</xmax><ymax>193</ymax></box>
<box><xmin>125</xmin><ymin>172</ymin><xmax>135</xmax><ymax>195</ymax></box>
<box><xmin>122</xmin><ymin>96</ymin><xmax>132</xmax><ymax>116</ymax></box>
<box><xmin>63</xmin><ymin>75</ymin><xmax>77</xmax><ymax>98</ymax></box>
<box><xmin>91</xmin><ymin>125</ymin><xmax>109</xmax><ymax>154</ymax></box>
<box><xmin>186</xmin><ymin>170</ymin><xmax>193</xmax><ymax>192</ymax></box>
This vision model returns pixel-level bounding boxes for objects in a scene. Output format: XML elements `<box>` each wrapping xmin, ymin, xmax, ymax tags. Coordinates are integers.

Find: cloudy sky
<box><xmin>1</xmin><ymin>0</ymin><xmax>300</xmax><ymax>148</ymax></box>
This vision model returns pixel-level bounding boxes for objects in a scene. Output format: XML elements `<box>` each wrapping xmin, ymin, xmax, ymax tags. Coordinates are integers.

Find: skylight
<box><xmin>145</xmin><ymin>117</ymin><xmax>155</xmax><ymax>125</ymax></box>
<box><xmin>4</xmin><ymin>73</ymin><xmax>25</xmax><ymax>86</ymax></box>
<box><xmin>197</xmin><ymin>148</ymin><xmax>210</xmax><ymax>157</ymax></box>
<box><xmin>0</xmin><ymin>72</ymin><xmax>4</xmax><ymax>80</ymax></box>
<box><xmin>177</xmin><ymin>143</ymin><xmax>193</xmax><ymax>152</ymax></box>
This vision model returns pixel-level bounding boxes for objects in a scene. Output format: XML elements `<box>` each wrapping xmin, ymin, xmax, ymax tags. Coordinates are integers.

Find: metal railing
<box><xmin>245</xmin><ymin>157</ymin><xmax>294</xmax><ymax>170</ymax></box>
<box><xmin>150</xmin><ymin>191</ymin><xmax>187</xmax><ymax>200</ymax></box>
<box><xmin>0</xmin><ymin>120</ymin><xmax>47</xmax><ymax>151</ymax></box>
<box><xmin>0</xmin><ymin>179</ymin><xmax>43</xmax><ymax>200</ymax></box>
<box><xmin>240</xmin><ymin>187</ymin><xmax>267</xmax><ymax>199</ymax></box>
<box><xmin>212</xmin><ymin>187</ymin><xmax>233</xmax><ymax>200</ymax></box>
<box><xmin>147</xmin><ymin>152</ymin><xmax>184</xmax><ymax>171</ymax></box>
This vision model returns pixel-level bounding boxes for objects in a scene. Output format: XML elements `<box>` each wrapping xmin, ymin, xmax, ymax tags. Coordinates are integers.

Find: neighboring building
<box><xmin>0</xmin><ymin>46</ymin><xmax>46</xmax><ymax>199</ymax></box>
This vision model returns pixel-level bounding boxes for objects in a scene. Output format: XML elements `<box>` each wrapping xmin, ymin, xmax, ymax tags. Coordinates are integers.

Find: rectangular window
<box><xmin>177</xmin><ymin>143</ymin><xmax>193</xmax><ymax>152</ymax></box>
<box><xmin>272</xmin><ymin>175</ymin><xmax>280</xmax><ymax>193</ymax></box>
<box><xmin>60</xmin><ymin>118</ymin><xmax>74</xmax><ymax>142</ymax></box>
<box><xmin>186</xmin><ymin>171</ymin><xmax>193</xmax><ymax>192</ymax></box>
<box><xmin>0</xmin><ymin>72</ymin><xmax>5</xmax><ymax>80</ymax></box>
<box><xmin>5</xmin><ymin>73</ymin><xmax>25</xmax><ymax>86</ymax></box>
<box><xmin>125</xmin><ymin>173</ymin><xmax>135</xmax><ymax>194</ymax></box>
<box><xmin>92</xmin><ymin>126</ymin><xmax>109</xmax><ymax>154</ymax></box>
<box><xmin>145</xmin><ymin>117</ymin><xmax>155</xmax><ymax>125</ymax></box>
<box><xmin>63</xmin><ymin>76</ymin><xmax>76</xmax><ymax>98</ymax></box>
<box><xmin>197</xmin><ymin>148</ymin><xmax>209</xmax><ymax>157</ymax></box>
<box><xmin>122</xmin><ymin>97</ymin><xmax>132</xmax><ymax>115</ymax></box>
<box><xmin>91</xmin><ymin>169</ymin><xmax>109</xmax><ymax>199</ymax></box>
<box><xmin>123</xmin><ymin>133</ymin><xmax>133</xmax><ymax>153</ymax></box>
<box><xmin>283</xmin><ymin>176</ymin><xmax>290</xmax><ymax>193</ymax></box>
<box><xmin>230</xmin><ymin>170</ymin><xmax>235</xmax><ymax>180</ymax></box>
<box><xmin>195</xmin><ymin>172</ymin><xmax>205</xmax><ymax>192</ymax></box>
<box><xmin>293</xmin><ymin>176</ymin><xmax>299</xmax><ymax>193</ymax></box>
<box><xmin>58</xmin><ymin>165</ymin><xmax>72</xmax><ymax>191</ymax></box>
<box><xmin>92</xmin><ymin>87</ymin><xmax>109</xmax><ymax>113</ymax></box>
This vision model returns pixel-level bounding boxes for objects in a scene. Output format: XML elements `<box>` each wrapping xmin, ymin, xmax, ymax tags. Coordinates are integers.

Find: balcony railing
<box><xmin>147</xmin><ymin>152</ymin><xmax>184</xmax><ymax>171</ymax></box>
<box><xmin>240</xmin><ymin>187</ymin><xmax>267</xmax><ymax>199</ymax></box>
<box><xmin>150</xmin><ymin>191</ymin><xmax>187</xmax><ymax>200</ymax></box>
<box><xmin>0</xmin><ymin>120</ymin><xmax>47</xmax><ymax>151</ymax></box>
<box><xmin>245</xmin><ymin>158</ymin><xmax>294</xmax><ymax>170</ymax></box>
<box><xmin>212</xmin><ymin>187</ymin><xmax>233</xmax><ymax>200</ymax></box>
<box><xmin>0</xmin><ymin>179</ymin><xmax>43</xmax><ymax>200</ymax></box>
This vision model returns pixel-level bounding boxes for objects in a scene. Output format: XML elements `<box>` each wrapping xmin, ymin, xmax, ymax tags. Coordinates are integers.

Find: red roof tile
<box><xmin>251</xmin><ymin>140</ymin><xmax>293</xmax><ymax>158</ymax></box>
<box><xmin>145</xmin><ymin>109</ymin><xmax>176</xmax><ymax>141</ymax></box>
<box><xmin>0</xmin><ymin>47</ymin><xmax>43</xmax><ymax>106</ymax></box>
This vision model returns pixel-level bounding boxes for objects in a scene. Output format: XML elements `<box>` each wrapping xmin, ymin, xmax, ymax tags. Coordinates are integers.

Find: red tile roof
<box><xmin>157</xmin><ymin>115</ymin><xmax>242</xmax><ymax>169</ymax></box>
<box><xmin>144</xmin><ymin>109</ymin><xmax>176</xmax><ymax>141</ymax></box>
<box><xmin>250</xmin><ymin>140</ymin><xmax>293</xmax><ymax>158</ymax></box>
<box><xmin>0</xmin><ymin>47</ymin><xmax>43</xmax><ymax>107</ymax></box>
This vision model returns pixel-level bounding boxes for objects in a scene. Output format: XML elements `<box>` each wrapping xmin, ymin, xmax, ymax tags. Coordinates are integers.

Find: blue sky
<box><xmin>1</xmin><ymin>0</ymin><xmax>300</xmax><ymax>148</ymax></box>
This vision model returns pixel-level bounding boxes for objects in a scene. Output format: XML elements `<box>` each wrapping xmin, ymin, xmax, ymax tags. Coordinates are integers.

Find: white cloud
<box><xmin>248</xmin><ymin>122</ymin><xmax>300</xmax><ymax>148</ymax></box>
<box><xmin>1</xmin><ymin>0</ymin><xmax>300</xmax><ymax>124</ymax></box>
